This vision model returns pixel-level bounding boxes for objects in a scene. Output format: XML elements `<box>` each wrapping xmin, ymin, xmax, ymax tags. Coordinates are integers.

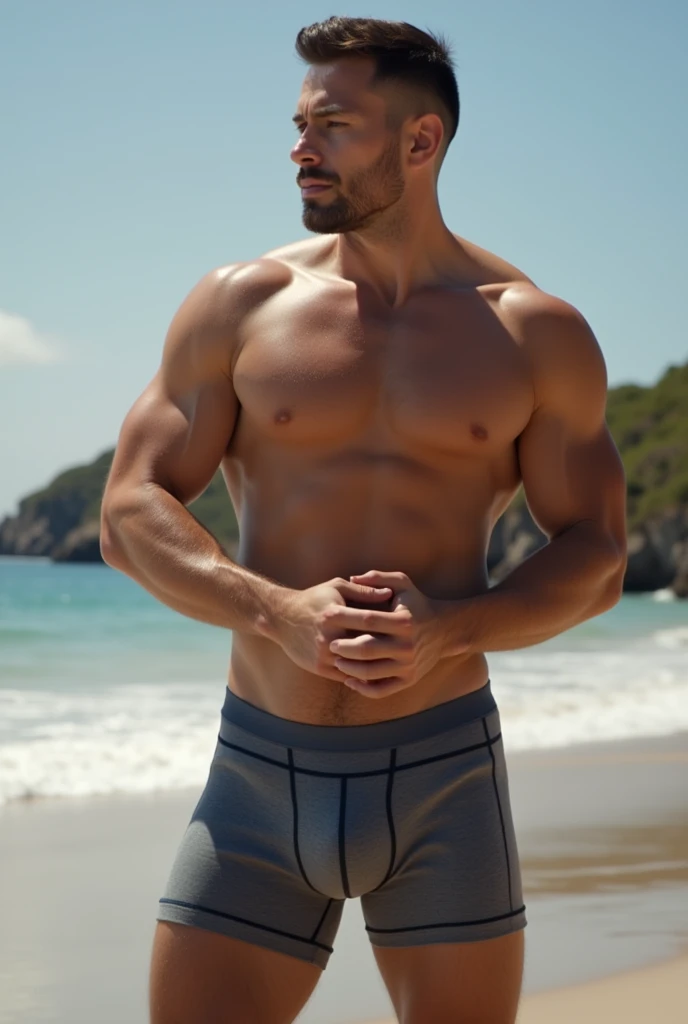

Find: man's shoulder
<box><xmin>456</xmin><ymin>235</ymin><xmax>595</xmax><ymax>351</ymax></box>
<box><xmin>496</xmin><ymin>282</ymin><xmax>606</xmax><ymax>402</ymax></box>
<box><xmin>207</xmin><ymin>256</ymin><xmax>293</xmax><ymax>303</ymax></box>
<box><xmin>498</xmin><ymin>281</ymin><xmax>598</xmax><ymax>357</ymax></box>
<box><xmin>454</xmin><ymin>234</ymin><xmax>535</xmax><ymax>290</ymax></box>
<box><xmin>260</xmin><ymin>235</ymin><xmax>334</xmax><ymax>270</ymax></box>
<box><xmin>204</xmin><ymin>238</ymin><xmax>329</xmax><ymax>310</ymax></box>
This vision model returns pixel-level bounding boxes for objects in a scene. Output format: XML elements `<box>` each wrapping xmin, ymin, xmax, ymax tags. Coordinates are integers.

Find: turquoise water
<box><xmin>1</xmin><ymin>557</ymin><xmax>687</xmax><ymax>804</ymax></box>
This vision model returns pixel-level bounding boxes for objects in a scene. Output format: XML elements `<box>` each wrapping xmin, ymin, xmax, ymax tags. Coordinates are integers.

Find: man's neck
<box><xmin>332</xmin><ymin>193</ymin><xmax>464</xmax><ymax>308</ymax></box>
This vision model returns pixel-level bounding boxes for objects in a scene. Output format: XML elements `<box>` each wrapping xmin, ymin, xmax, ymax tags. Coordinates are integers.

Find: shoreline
<box><xmin>1</xmin><ymin>731</ymin><xmax>686</xmax><ymax>1023</ymax></box>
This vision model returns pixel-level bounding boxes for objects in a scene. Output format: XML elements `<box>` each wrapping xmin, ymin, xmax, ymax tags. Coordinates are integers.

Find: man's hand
<box><xmin>328</xmin><ymin>570</ymin><xmax>468</xmax><ymax>699</ymax></box>
<box><xmin>269</xmin><ymin>577</ymin><xmax>394</xmax><ymax>683</ymax></box>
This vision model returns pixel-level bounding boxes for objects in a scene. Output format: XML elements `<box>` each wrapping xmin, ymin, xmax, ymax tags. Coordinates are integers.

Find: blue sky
<box><xmin>1</xmin><ymin>0</ymin><xmax>686</xmax><ymax>517</ymax></box>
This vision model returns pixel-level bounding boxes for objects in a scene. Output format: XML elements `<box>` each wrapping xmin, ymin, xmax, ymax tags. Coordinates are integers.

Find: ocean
<box><xmin>1</xmin><ymin>557</ymin><xmax>687</xmax><ymax>806</ymax></box>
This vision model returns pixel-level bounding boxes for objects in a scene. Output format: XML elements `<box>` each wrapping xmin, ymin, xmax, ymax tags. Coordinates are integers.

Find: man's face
<box><xmin>291</xmin><ymin>59</ymin><xmax>406</xmax><ymax>234</ymax></box>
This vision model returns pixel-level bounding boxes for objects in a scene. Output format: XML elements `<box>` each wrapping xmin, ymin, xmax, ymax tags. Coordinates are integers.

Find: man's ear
<box><xmin>407</xmin><ymin>113</ymin><xmax>444</xmax><ymax>167</ymax></box>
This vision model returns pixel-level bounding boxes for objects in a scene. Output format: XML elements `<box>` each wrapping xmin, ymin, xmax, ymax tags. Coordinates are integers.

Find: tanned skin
<box><xmin>102</xmin><ymin>55</ymin><xmax>627</xmax><ymax>1024</ymax></box>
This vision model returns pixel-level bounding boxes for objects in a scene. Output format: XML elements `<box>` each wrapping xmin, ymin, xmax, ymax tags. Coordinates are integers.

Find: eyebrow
<box><xmin>291</xmin><ymin>105</ymin><xmax>353</xmax><ymax>124</ymax></box>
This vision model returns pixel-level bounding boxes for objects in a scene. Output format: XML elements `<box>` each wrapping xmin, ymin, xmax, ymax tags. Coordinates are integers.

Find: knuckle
<box><xmin>362</xmin><ymin>612</ymin><xmax>377</xmax><ymax>630</ymax></box>
<box><xmin>314</xmin><ymin>638</ymin><xmax>329</xmax><ymax>659</ymax></box>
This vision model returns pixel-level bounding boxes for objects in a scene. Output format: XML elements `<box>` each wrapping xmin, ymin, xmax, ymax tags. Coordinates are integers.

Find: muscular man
<box><xmin>101</xmin><ymin>17</ymin><xmax>627</xmax><ymax>1024</ymax></box>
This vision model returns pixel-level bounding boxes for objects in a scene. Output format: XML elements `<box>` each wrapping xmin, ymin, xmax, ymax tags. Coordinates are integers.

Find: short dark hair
<box><xmin>295</xmin><ymin>17</ymin><xmax>460</xmax><ymax>148</ymax></box>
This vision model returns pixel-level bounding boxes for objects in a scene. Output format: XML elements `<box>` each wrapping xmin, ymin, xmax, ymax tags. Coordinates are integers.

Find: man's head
<box><xmin>291</xmin><ymin>17</ymin><xmax>459</xmax><ymax>235</ymax></box>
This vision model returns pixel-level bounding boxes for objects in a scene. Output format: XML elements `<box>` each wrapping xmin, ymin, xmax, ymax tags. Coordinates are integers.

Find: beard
<box><xmin>301</xmin><ymin>138</ymin><xmax>406</xmax><ymax>235</ymax></box>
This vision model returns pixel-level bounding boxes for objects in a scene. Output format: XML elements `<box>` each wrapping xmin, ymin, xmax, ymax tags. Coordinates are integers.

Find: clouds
<box><xmin>0</xmin><ymin>310</ymin><xmax>65</xmax><ymax>366</ymax></box>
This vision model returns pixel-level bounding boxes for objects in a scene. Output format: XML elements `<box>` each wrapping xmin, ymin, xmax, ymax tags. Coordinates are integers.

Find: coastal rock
<box><xmin>624</xmin><ymin>526</ymin><xmax>676</xmax><ymax>592</ymax></box>
<box><xmin>0</xmin><ymin>512</ymin><xmax>53</xmax><ymax>556</ymax></box>
<box><xmin>488</xmin><ymin>503</ymin><xmax>547</xmax><ymax>582</ymax></box>
<box><xmin>0</xmin><ymin>494</ymin><xmax>88</xmax><ymax>558</ymax></box>
<box><xmin>51</xmin><ymin>520</ymin><xmax>104</xmax><ymax>563</ymax></box>
<box><xmin>672</xmin><ymin>542</ymin><xmax>688</xmax><ymax>599</ymax></box>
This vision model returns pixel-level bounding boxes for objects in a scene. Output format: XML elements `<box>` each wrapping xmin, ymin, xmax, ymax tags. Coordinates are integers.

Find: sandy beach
<box><xmin>1</xmin><ymin>731</ymin><xmax>687</xmax><ymax>1023</ymax></box>
<box><xmin>360</xmin><ymin>954</ymin><xmax>688</xmax><ymax>1024</ymax></box>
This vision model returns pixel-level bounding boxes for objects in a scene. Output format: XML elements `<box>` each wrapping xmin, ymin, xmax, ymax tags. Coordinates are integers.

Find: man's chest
<box><xmin>232</xmin><ymin>284</ymin><xmax>534</xmax><ymax>456</ymax></box>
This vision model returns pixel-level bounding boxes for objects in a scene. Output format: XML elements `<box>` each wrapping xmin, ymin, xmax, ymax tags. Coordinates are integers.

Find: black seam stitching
<box><xmin>288</xmin><ymin>748</ymin><xmax>324</xmax><ymax>895</ymax></box>
<box><xmin>158</xmin><ymin>898</ymin><xmax>333</xmax><ymax>953</ymax></box>
<box><xmin>365</xmin><ymin>905</ymin><xmax>526</xmax><ymax>934</ymax></box>
<box><xmin>310</xmin><ymin>898</ymin><xmax>335</xmax><ymax>943</ymax></box>
<box><xmin>216</xmin><ymin>734</ymin><xmax>500</xmax><ymax>778</ymax></box>
<box><xmin>482</xmin><ymin>718</ymin><xmax>513</xmax><ymax>911</ymax></box>
<box><xmin>371</xmin><ymin>748</ymin><xmax>397</xmax><ymax>892</ymax></box>
<box><xmin>339</xmin><ymin>777</ymin><xmax>351</xmax><ymax>898</ymax></box>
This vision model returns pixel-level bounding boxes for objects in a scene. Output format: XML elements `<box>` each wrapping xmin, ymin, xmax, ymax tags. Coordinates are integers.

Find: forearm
<box><xmin>101</xmin><ymin>484</ymin><xmax>283</xmax><ymax>634</ymax></box>
<box><xmin>440</xmin><ymin>520</ymin><xmax>625</xmax><ymax>654</ymax></box>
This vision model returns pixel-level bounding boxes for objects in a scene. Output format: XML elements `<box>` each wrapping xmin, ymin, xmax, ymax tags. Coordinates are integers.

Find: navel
<box><xmin>274</xmin><ymin>408</ymin><xmax>293</xmax><ymax>425</ymax></box>
<box><xmin>470</xmin><ymin>422</ymin><xmax>489</xmax><ymax>441</ymax></box>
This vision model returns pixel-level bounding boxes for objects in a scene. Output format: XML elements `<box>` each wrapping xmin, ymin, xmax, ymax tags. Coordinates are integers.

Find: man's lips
<box><xmin>299</xmin><ymin>178</ymin><xmax>335</xmax><ymax>196</ymax></box>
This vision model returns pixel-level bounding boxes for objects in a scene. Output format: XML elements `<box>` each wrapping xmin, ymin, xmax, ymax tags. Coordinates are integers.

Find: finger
<box><xmin>342</xmin><ymin>676</ymin><xmax>412</xmax><ymax>699</ymax></box>
<box><xmin>334</xmin><ymin>657</ymin><xmax>401</xmax><ymax>680</ymax></box>
<box><xmin>329</xmin><ymin>635</ymin><xmax>405</xmax><ymax>660</ymax></box>
<box><xmin>326</xmin><ymin>606</ymin><xmax>412</xmax><ymax>636</ymax></box>
<box><xmin>350</xmin><ymin>570</ymin><xmax>409</xmax><ymax>588</ymax></box>
<box><xmin>335</xmin><ymin>580</ymin><xmax>393</xmax><ymax>602</ymax></box>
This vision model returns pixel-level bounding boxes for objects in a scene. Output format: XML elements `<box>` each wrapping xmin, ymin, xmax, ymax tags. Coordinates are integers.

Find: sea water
<box><xmin>1</xmin><ymin>557</ymin><xmax>687</xmax><ymax>806</ymax></box>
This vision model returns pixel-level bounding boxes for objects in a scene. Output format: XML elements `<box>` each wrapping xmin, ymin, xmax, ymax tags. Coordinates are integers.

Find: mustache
<box><xmin>296</xmin><ymin>171</ymin><xmax>339</xmax><ymax>185</ymax></box>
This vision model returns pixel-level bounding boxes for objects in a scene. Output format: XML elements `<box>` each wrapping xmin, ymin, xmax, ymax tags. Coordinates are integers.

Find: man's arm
<box><xmin>100</xmin><ymin>264</ymin><xmax>287</xmax><ymax>634</ymax></box>
<box><xmin>448</xmin><ymin>289</ymin><xmax>627</xmax><ymax>652</ymax></box>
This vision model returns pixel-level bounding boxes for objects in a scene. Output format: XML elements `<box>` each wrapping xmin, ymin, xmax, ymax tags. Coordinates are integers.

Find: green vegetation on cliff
<box><xmin>19</xmin><ymin>450</ymin><xmax>114</xmax><ymax>526</ymax></box>
<box><xmin>606</xmin><ymin>363</ymin><xmax>688</xmax><ymax>526</ymax></box>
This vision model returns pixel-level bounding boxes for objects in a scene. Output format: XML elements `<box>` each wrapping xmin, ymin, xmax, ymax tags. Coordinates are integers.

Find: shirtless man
<box><xmin>100</xmin><ymin>16</ymin><xmax>627</xmax><ymax>1024</ymax></box>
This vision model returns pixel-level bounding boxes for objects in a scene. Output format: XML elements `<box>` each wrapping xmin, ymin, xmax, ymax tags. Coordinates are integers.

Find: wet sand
<box><xmin>1</xmin><ymin>732</ymin><xmax>686</xmax><ymax>1023</ymax></box>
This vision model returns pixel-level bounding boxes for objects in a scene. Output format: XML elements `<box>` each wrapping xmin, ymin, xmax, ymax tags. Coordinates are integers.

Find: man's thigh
<box><xmin>372</xmin><ymin>932</ymin><xmax>525</xmax><ymax>1024</ymax></box>
<box><xmin>149</xmin><ymin>921</ymin><xmax>322</xmax><ymax>1024</ymax></box>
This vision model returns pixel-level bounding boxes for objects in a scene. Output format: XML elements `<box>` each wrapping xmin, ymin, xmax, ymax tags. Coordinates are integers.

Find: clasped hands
<box><xmin>275</xmin><ymin>569</ymin><xmax>467</xmax><ymax>700</ymax></box>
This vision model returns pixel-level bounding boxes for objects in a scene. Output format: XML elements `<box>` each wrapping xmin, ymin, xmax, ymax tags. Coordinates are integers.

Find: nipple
<box><xmin>470</xmin><ymin>422</ymin><xmax>488</xmax><ymax>441</ymax></box>
<box><xmin>274</xmin><ymin>408</ymin><xmax>293</xmax><ymax>425</ymax></box>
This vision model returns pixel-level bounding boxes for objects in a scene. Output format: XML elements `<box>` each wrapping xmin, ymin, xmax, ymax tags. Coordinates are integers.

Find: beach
<box><xmin>1</xmin><ymin>730</ymin><xmax>686</xmax><ymax>1023</ymax></box>
<box><xmin>2</xmin><ymin>564</ymin><xmax>687</xmax><ymax>1020</ymax></box>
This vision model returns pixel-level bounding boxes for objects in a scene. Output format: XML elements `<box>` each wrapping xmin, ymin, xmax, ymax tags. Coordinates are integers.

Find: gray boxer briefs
<box><xmin>157</xmin><ymin>680</ymin><xmax>526</xmax><ymax>969</ymax></box>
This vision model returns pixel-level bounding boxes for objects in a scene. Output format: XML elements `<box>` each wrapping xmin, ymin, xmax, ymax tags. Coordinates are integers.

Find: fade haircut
<box><xmin>295</xmin><ymin>17</ymin><xmax>460</xmax><ymax>151</ymax></box>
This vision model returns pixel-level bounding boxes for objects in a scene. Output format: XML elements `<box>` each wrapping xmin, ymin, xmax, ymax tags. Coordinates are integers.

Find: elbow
<box><xmin>596</xmin><ymin>542</ymin><xmax>628</xmax><ymax>613</ymax></box>
<box><xmin>100</xmin><ymin>518</ymin><xmax>122</xmax><ymax>569</ymax></box>
<box><xmin>597</xmin><ymin>570</ymin><xmax>624</xmax><ymax>613</ymax></box>
<box><xmin>100</xmin><ymin>496</ymin><xmax>133</xmax><ymax>571</ymax></box>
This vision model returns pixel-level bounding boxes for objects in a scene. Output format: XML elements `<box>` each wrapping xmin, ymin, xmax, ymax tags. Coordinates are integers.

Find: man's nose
<box><xmin>290</xmin><ymin>131</ymin><xmax>323</xmax><ymax>167</ymax></box>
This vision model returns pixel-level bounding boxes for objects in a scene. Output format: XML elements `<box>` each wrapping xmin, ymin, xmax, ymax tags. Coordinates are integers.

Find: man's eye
<box><xmin>293</xmin><ymin>120</ymin><xmax>347</xmax><ymax>133</ymax></box>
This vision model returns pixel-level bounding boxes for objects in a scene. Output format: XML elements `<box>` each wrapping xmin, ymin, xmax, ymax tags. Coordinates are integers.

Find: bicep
<box><xmin>106</xmin><ymin>375</ymin><xmax>238</xmax><ymax>506</ymax></box>
<box><xmin>518</xmin><ymin>411</ymin><xmax>626</xmax><ymax>544</ymax></box>
<box><xmin>517</xmin><ymin>303</ymin><xmax>626</xmax><ymax>546</ymax></box>
<box><xmin>105</xmin><ymin>272</ymin><xmax>240</xmax><ymax>507</ymax></box>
